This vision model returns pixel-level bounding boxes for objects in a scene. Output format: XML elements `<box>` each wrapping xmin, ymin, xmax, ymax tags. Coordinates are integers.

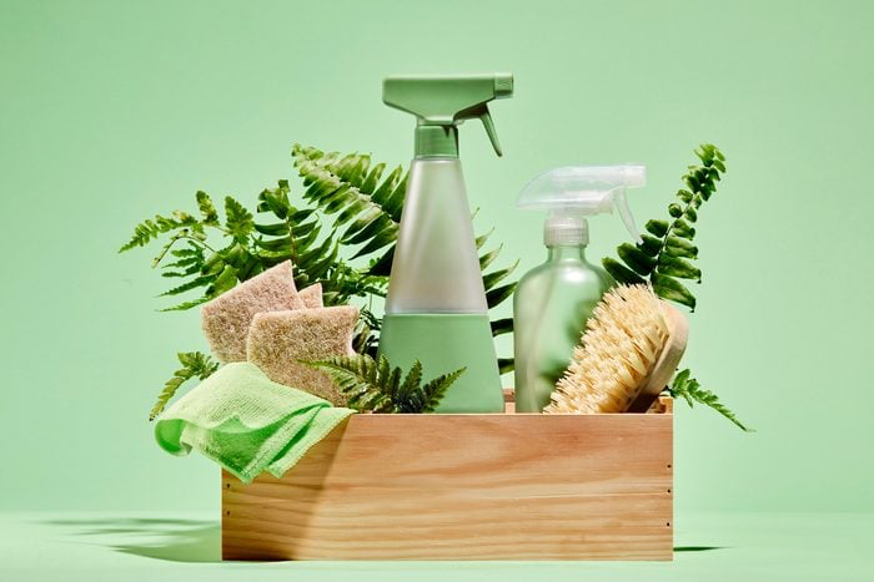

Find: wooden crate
<box><xmin>221</xmin><ymin>395</ymin><xmax>673</xmax><ymax>561</ymax></box>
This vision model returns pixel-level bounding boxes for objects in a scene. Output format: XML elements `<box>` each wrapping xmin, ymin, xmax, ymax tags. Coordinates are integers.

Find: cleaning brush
<box><xmin>544</xmin><ymin>284</ymin><xmax>688</xmax><ymax>414</ymax></box>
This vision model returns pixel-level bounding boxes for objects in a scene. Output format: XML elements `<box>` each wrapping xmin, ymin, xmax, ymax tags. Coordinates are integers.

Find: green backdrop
<box><xmin>1</xmin><ymin>0</ymin><xmax>871</xmax><ymax>517</ymax></box>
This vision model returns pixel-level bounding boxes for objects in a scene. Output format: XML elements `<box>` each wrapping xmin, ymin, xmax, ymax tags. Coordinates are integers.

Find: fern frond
<box><xmin>292</xmin><ymin>144</ymin><xmax>406</xmax><ymax>261</ymax></box>
<box><xmin>668</xmin><ymin>369</ymin><xmax>753</xmax><ymax>432</ymax></box>
<box><xmin>196</xmin><ymin>191</ymin><xmax>220</xmax><ymax>225</ymax></box>
<box><xmin>224</xmin><ymin>196</ymin><xmax>254</xmax><ymax>242</ymax></box>
<box><xmin>149</xmin><ymin>351</ymin><xmax>219</xmax><ymax>421</ymax></box>
<box><xmin>119</xmin><ymin>211</ymin><xmax>201</xmax><ymax>253</ymax></box>
<box><xmin>420</xmin><ymin>366</ymin><xmax>466</xmax><ymax>413</ymax></box>
<box><xmin>603</xmin><ymin>144</ymin><xmax>726</xmax><ymax>310</ymax></box>
<box><xmin>304</xmin><ymin>354</ymin><xmax>464</xmax><ymax>413</ymax></box>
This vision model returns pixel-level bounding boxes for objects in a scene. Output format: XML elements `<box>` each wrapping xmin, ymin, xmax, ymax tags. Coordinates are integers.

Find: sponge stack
<box><xmin>201</xmin><ymin>261</ymin><xmax>305</xmax><ymax>363</ymax></box>
<box><xmin>200</xmin><ymin>260</ymin><xmax>359</xmax><ymax>406</ymax></box>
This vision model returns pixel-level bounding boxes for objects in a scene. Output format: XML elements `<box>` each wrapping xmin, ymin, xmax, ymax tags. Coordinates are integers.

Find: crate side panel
<box><xmin>222</xmin><ymin>414</ymin><xmax>673</xmax><ymax>560</ymax></box>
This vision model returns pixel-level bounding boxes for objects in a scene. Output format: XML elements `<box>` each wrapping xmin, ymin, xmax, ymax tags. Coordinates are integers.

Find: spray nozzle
<box><xmin>383</xmin><ymin>74</ymin><xmax>513</xmax><ymax>158</ymax></box>
<box><xmin>517</xmin><ymin>165</ymin><xmax>646</xmax><ymax>246</ymax></box>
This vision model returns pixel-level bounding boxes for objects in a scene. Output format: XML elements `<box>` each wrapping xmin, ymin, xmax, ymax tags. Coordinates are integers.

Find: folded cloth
<box><xmin>155</xmin><ymin>362</ymin><xmax>354</xmax><ymax>483</ymax></box>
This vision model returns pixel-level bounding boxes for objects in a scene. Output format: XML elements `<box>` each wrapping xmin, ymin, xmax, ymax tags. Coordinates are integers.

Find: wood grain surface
<box><xmin>222</xmin><ymin>409</ymin><xmax>673</xmax><ymax>561</ymax></box>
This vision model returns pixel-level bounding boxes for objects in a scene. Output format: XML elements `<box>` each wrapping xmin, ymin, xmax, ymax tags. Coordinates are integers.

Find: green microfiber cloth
<box><xmin>155</xmin><ymin>362</ymin><xmax>354</xmax><ymax>483</ymax></box>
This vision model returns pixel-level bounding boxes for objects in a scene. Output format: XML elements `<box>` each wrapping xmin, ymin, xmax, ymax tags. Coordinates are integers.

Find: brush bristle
<box><xmin>544</xmin><ymin>284</ymin><xmax>669</xmax><ymax>414</ymax></box>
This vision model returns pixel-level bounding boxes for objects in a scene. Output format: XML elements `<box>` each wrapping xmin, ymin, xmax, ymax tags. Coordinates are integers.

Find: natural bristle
<box><xmin>544</xmin><ymin>284</ymin><xmax>669</xmax><ymax>414</ymax></box>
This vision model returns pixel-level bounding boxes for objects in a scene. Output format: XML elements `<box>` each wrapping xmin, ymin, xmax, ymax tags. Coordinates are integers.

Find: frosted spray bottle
<box><xmin>378</xmin><ymin>74</ymin><xmax>513</xmax><ymax>413</ymax></box>
<box><xmin>514</xmin><ymin>165</ymin><xmax>646</xmax><ymax>412</ymax></box>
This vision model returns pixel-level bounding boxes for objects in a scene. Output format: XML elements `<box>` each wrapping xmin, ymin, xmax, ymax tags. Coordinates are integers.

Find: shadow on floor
<box><xmin>674</xmin><ymin>546</ymin><xmax>725</xmax><ymax>552</ymax></box>
<box><xmin>42</xmin><ymin>517</ymin><xmax>222</xmax><ymax>563</ymax></box>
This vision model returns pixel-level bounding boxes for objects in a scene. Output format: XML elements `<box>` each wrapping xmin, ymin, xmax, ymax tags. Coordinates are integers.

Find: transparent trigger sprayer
<box><xmin>513</xmin><ymin>165</ymin><xmax>646</xmax><ymax>412</ymax></box>
<box><xmin>378</xmin><ymin>74</ymin><xmax>513</xmax><ymax>413</ymax></box>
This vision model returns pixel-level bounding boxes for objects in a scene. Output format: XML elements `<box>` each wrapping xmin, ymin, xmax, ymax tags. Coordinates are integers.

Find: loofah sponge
<box><xmin>545</xmin><ymin>284</ymin><xmax>686</xmax><ymax>414</ymax></box>
<box><xmin>298</xmin><ymin>283</ymin><xmax>323</xmax><ymax>309</ymax></box>
<box><xmin>246</xmin><ymin>306</ymin><xmax>360</xmax><ymax>406</ymax></box>
<box><xmin>201</xmin><ymin>261</ymin><xmax>305</xmax><ymax>363</ymax></box>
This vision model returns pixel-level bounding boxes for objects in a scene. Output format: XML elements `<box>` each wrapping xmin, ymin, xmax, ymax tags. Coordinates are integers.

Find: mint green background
<box><xmin>2</xmin><ymin>0</ymin><xmax>872</xmax><ymax>529</ymax></box>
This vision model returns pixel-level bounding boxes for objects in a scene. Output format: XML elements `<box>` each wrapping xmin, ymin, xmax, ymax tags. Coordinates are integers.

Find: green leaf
<box><xmin>668</xmin><ymin>369</ymin><xmax>753</xmax><ymax>432</ymax></box>
<box><xmin>651</xmin><ymin>272</ymin><xmax>696</xmax><ymax>310</ymax></box>
<box><xmin>657</xmin><ymin>255</ymin><xmax>702</xmax><ymax>281</ymax></box>
<box><xmin>486</xmin><ymin>283</ymin><xmax>516</xmax><ymax>309</ymax></box>
<box><xmin>483</xmin><ymin>260</ymin><xmax>519</xmax><ymax>291</ymax></box>
<box><xmin>479</xmin><ymin>244</ymin><xmax>503</xmax><ymax>270</ymax></box>
<box><xmin>639</xmin><ymin>234</ymin><xmax>663</xmax><ymax>256</ymax></box>
<box><xmin>149</xmin><ymin>351</ymin><xmax>219</xmax><ymax>421</ymax></box>
<box><xmin>617</xmin><ymin>243</ymin><xmax>657</xmax><ymax>276</ymax></box>
<box><xmin>158</xmin><ymin>296</ymin><xmax>210</xmax><ymax>312</ymax></box>
<box><xmin>684</xmin><ymin>205</ymin><xmax>698</xmax><ymax>223</ymax></box>
<box><xmin>420</xmin><ymin>366</ymin><xmax>466</xmax><ymax>413</ymax></box>
<box><xmin>490</xmin><ymin>317</ymin><xmax>514</xmax><ymax>337</ymax></box>
<box><xmin>671</xmin><ymin>219</ymin><xmax>696</xmax><ymax>240</ymax></box>
<box><xmin>304</xmin><ymin>354</ymin><xmax>464</xmax><ymax>413</ymax></box>
<box><xmin>225</xmin><ymin>196</ymin><xmax>254</xmax><ymax>241</ymax></box>
<box><xmin>206</xmin><ymin>264</ymin><xmax>238</xmax><ymax>296</ymax></box>
<box><xmin>664</xmin><ymin>236</ymin><xmax>698</xmax><ymax>259</ymax></box>
<box><xmin>196</xmin><ymin>191</ymin><xmax>220</xmax><ymax>225</ymax></box>
<box><xmin>602</xmin><ymin>257</ymin><xmax>646</xmax><ymax>285</ymax></box>
<box><xmin>498</xmin><ymin>358</ymin><xmax>515</xmax><ymax>374</ymax></box>
<box><xmin>645</xmin><ymin>219</ymin><xmax>670</xmax><ymax>238</ymax></box>
<box><xmin>158</xmin><ymin>274</ymin><xmax>216</xmax><ymax>297</ymax></box>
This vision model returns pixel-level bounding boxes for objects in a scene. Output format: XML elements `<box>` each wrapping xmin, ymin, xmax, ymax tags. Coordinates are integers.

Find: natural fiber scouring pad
<box><xmin>201</xmin><ymin>261</ymin><xmax>305</xmax><ymax>363</ymax></box>
<box><xmin>246</xmin><ymin>306</ymin><xmax>360</xmax><ymax>406</ymax></box>
<box><xmin>298</xmin><ymin>283</ymin><xmax>323</xmax><ymax>309</ymax></box>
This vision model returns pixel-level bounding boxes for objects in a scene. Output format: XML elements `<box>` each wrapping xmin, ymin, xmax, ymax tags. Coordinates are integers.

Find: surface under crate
<box><xmin>221</xmin><ymin>396</ymin><xmax>673</xmax><ymax>561</ymax></box>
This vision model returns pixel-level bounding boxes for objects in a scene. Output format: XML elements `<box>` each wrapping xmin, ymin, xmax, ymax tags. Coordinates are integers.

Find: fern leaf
<box><xmin>602</xmin><ymin>144</ymin><xmax>726</xmax><ymax>309</ymax></box>
<box><xmin>225</xmin><ymin>196</ymin><xmax>254</xmax><ymax>241</ymax></box>
<box><xmin>483</xmin><ymin>260</ymin><xmax>519</xmax><ymax>291</ymax></box>
<box><xmin>158</xmin><ymin>274</ymin><xmax>216</xmax><ymax>297</ymax></box>
<box><xmin>196</xmin><ymin>191</ymin><xmax>220</xmax><ymax>225</ymax></box>
<box><xmin>420</xmin><ymin>366</ymin><xmax>466</xmax><ymax>413</ymax></box>
<box><xmin>304</xmin><ymin>354</ymin><xmax>464</xmax><ymax>413</ymax></box>
<box><xmin>119</xmin><ymin>212</ymin><xmax>199</xmax><ymax>253</ymax></box>
<box><xmin>292</xmin><ymin>144</ymin><xmax>403</xmax><ymax>258</ymax></box>
<box><xmin>668</xmin><ymin>369</ymin><xmax>752</xmax><ymax>432</ymax></box>
<box><xmin>490</xmin><ymin>317</ymin><xmax>514</xmax><ymax>337</ymax></box>
<box><xmin>157</xmin><ymin>296</ymin><xmax>210</xmax><ymax>312</ymax></box>
<box><xmin>486</xmin><ymin>282</ymin><xmax>517</xmax><ymax>309</ymax></box>
<box><xmin>149</xmin><ymin>351</ymin><xmax>219</xmax><ymax>421</ymax></box>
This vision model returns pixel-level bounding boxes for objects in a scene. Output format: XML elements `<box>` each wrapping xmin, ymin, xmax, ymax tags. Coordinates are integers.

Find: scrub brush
<box><xmin>544</xmin><ymin>284</ymin><xmax>688</xmax><ymax>414</ymax></box>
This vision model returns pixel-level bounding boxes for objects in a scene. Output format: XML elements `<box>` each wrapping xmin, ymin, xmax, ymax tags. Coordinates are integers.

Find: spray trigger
<box><xmin>477</xmin><ymin>106</ymin><xmax>502</xmax><ymax>157</ymax></box>
<box><xmin>614</xmin><ymin>190</ymin><xmax>641</xmax><ymax>243</ymax></box>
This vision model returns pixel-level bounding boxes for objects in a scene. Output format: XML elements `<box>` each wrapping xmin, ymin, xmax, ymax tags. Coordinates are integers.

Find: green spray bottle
<box><xmin>378</xmin><ymin>74</ymin><xmax>513</xmax><ymax>413</ymax></box>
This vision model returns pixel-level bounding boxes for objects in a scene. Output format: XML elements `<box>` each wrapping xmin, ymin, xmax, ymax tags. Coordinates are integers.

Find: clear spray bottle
<box><xmin>513</xmin><ymin>165</ymin><xmax>646</xmax><ymax>412</ymax></box>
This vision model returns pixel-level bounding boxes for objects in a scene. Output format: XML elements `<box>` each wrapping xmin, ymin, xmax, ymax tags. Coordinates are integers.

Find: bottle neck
<box><xmin>415</xmin><ymin>125</ymin><xmax>459</xmax><ymax>158</ymax></box>
<box><xmin>546</xmin><ymin>244</ymin><xmax>587</xmax><ymax>262</ymax></box>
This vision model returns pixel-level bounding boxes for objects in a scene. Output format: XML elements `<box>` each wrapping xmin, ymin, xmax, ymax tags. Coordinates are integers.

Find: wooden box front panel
<box><xmin>222</xmin><ymin>412</ymin><xmax>673</xmax><ymax>561</ymax></box>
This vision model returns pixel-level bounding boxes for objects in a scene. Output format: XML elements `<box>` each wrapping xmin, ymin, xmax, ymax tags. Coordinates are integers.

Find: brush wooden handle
<box><xmin>628</xmin><ymin>301</ymin><xmax>688</xmax><ymax>413</ymax></box>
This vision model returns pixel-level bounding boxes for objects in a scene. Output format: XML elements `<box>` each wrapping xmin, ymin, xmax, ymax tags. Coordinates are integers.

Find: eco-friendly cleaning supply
<box><xmin>514</xmin><ymin>165</ymin><xmax>647</xmax><ymax>412</ymax></box>
<box><xmin>201</xmin><ymin>261</ymin><xmax>305</xmax><ymax>362</ymax></box>
<box><xmin>246</xmin><ymin>305</ymin><xmax>360</xmax><ymax>406</ymax></box>
<box><xmin>378</xmin><ymin>74</ymin><xmax>513</xmax><ymax>413</ymax></box>
<box><xmin>155</xmin><ymin>362</ymin><xmax>354</xmax><ymax>483</ymax></box>
<box><xmin>545</xmin><ymin>284</ymin><xmax>688</xmax><ymax>414</ymax></box>
<box><xmin>298</xmin><ymin>283</ymin><xmax>323</xmax><ymax>309</ymax></box>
